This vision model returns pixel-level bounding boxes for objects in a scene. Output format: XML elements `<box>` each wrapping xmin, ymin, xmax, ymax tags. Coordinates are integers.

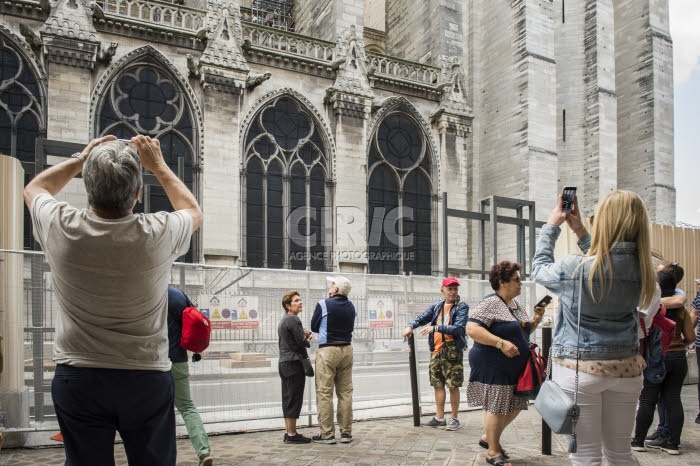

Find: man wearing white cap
<box><xmin>403</xmin><ymin>277</ymin><xmax>469</xmax><ymax>431</ymax></box>
<box><xmin>310</xmin><ymin>276</ymin><xmax>357</xmax><ymax>444</ymax></box>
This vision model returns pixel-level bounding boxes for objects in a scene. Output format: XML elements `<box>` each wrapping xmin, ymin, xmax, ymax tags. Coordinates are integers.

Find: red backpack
<box><xmin>180</xmin><ymin>298</ymin><xmax>211</xmax><ymax>354</ymax></box>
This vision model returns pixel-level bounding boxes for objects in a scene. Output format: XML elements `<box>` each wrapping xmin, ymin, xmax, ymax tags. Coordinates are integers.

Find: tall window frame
<box><xmin>241</xmin><ymin>94</ymin><xmax>332</xmax><ymax>271</ymax></box>
<box><xmin>367</xmin><ymin>110</ymin><xmax>434</xmax><ymax>276</ymax></box>
<box><xmin>0</xmin><ymin>31</ymin><xmax>46</xmax><ymax>250</ymax></box>
<box><xmin>94</xmin><ymin>52</ymin><xmax>200</xmax><ymax>262</ymax></box>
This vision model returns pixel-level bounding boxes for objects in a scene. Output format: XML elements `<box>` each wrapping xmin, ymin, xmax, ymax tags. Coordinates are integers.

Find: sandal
<box><xmin>479</xmin><ymin>439</ymin><xmax>509</xmax><ymax>459</ymax></box>
<box><xmin>486</xmin><ymin>454</ymin><xmax>511</xmax><ymax>466</ymax></box>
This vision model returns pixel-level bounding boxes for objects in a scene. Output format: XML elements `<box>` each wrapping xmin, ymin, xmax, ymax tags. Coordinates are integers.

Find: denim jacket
<box><xmin>407</xmin><ymin>298</ymin><xmax>469</xmax><ymax>352</ymax></box>
<box><xmin>532</xmin><ymin>224</ymin><xmax>641</xmax><ymax>360</ymax></box>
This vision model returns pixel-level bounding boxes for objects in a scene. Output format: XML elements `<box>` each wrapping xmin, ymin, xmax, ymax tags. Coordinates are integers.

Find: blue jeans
<box><xmin>52</xmin><ymin>364</ymin><xmax>176</xmax><ymax>466</ymax></box>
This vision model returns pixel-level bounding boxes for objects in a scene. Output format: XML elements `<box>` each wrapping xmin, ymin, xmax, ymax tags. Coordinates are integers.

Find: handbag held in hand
<box><xmin>515</xmin><ymin>342</ymin><xmax>546</xmax><ymax>400</ymax></box>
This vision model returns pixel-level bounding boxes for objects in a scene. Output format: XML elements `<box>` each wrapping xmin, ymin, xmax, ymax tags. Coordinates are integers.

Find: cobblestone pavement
<box><xmin>1</xmin><ymin>386</ymin><xmax>699</xmax><ymax>465</ymax></box>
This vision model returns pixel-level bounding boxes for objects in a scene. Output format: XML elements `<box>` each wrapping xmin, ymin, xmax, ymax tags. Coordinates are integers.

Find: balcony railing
<box><xmin>366</xmin><ymin>52</ymin><xmax>441</xmax><ymax>87</ymax></box>
<box><xmin>92</xmin><ymin>3</ymin><xmax>443</xmax><ymax>93</ymax></box>
<box><xmin>96</xmin><ymin>0</ymin><xmax>205</xmax><ymax>31</ymax></box>
<box><xmin>241</xmin><ymin>22</ymin><xmax>336</xmax><ymax>63</ymax></box>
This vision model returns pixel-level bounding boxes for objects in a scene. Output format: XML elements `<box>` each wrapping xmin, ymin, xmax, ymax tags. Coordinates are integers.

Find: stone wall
<box><xmin>295</xmin><ymin>0</ymin><xmax>364</xmax><ymax>41</ymax></box>
<box><xmin>615</xmin><ymin>0</ymin><xmax>675</xmax><ymax>221</ymax></box>
<box><xmin>385</xmin><ymin>0</ymin><xmax>463</xmax><ymax>62</ymax></box>
<box><xmin>555</xmin><ymin>0</ymin><xmax>587</xmax><ymax>205</ymax></box>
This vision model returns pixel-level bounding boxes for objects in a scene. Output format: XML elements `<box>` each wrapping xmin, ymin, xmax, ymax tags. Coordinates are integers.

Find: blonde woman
<box><xmin>532</xmin><ymin>190</ymin><xmax>656</xmax><ymax>466</ymax></box>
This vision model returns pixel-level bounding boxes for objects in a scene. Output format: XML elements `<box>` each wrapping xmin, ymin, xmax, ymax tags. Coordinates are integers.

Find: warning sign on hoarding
<box><xmin>368</xmin><ymin>299</ymin><xmax>395</xmax><ymax>328</ymax></box>
<box><xmin>199</xmin><ymin>295</ymin><xmax>260</xmax><ymax>330</ymax></box>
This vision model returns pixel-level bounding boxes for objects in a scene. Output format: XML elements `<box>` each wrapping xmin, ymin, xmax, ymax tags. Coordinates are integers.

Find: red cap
<box><xmin>441</xmin><ymin>277</ymin><xmax>460</xmax><ymax>287</ymax></box>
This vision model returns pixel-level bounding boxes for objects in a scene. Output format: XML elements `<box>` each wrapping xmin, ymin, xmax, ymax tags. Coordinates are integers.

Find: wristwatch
<box><xmin>71</xmin><ymin>152</ymin><xmax>85</xmax><ymax>163</ymax></box>
<box><xmin>496</xmin><ymin>339</ymin><xmax>504</xmax><ymax>349</ymax></box>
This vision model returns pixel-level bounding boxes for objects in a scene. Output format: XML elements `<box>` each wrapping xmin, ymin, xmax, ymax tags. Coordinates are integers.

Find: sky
<box><xmin>670</xmin><ymin>0</ymin><xmax>700</xmax><ymax>227</ymax></box>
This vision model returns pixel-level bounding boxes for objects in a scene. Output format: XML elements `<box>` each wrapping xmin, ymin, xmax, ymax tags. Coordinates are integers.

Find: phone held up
<box><xmin>535</xmin><ymin>295</ymin><xmax>552</xmax><ymax>308</ymax></box>
<box><xmin>562</xmin><ymin>186</ymin><xmax>577</xmax><ymax>213</ymax></box>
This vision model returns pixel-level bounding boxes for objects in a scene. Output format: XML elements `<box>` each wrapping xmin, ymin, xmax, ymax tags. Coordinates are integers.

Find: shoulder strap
<box><xmin>573</xmin><ymin>272</ymin><xmax>582</xmax><ymax>405</ymax></box>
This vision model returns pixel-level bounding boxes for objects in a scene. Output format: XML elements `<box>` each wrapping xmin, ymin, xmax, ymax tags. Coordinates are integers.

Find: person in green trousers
<box><xmin>168</xmin><ymin>286</ymin><xmax>213</xmax><ymax>466</ymax></box>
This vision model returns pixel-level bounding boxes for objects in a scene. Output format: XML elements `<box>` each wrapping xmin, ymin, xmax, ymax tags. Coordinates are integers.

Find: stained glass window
<box><xmin>96</xmin><ymin>60</ymin><xmax>198</xmax><ymax>262</ymax></box>
<box><xmin>368</xmin><ymin>113</ymin><xmax>432</xmax><ymax>275</ymax></box>
<box><xmin>243</xmin><ymin>96</ymin><xmax>329</xmax><ymax>270</ymax></box>
<box><xmin>0</xmin><ymin>34</ymin><xmax>44</xmax><ymax>249</ymax></box>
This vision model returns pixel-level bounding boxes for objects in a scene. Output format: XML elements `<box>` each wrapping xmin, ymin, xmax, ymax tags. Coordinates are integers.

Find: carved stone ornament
<box><xmin>199</xmin><ymin>6</ymin><xmax>249</xmax><ymax>72</ymax></box>
<box><xmin>19</xmin><ymin>22</ymin><xmax>43</xmax><ymax>49</ymax></box>
<box><xmin>245</xmin><ymin>72</ymin><xmax>271</xmax><ymax>90</ymax></box>
<box><xmin>325</xmin><ymin>24</ymin><xmax>375</xmax><ymax>106</ymax></box>
<box><xmin>430</xmin><ymin>55</ymin><xmax>473</xmax><ymax>133</ymax></box>
<box><xmin>191</xmin><ymin>3</ymin><xmax>250</xmax><ymax>94</ymax></box>
<box><xmin>40</xmin><ymin>0</ymin><xmax>98</xmax><ymax>42</ymax></box>
<box><xmin>39</xmin><ymin>0</ymin><xmax>107</xmax><ymax>69</ymax></box>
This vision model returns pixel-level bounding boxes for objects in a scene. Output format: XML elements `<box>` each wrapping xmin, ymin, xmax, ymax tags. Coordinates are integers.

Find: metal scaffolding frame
<box><xmin>250</xmin><ymin>0</ymin><xmax>294</xmax><ymax>31</ymax></box>
<box><xmin>442</xmin><ymin>192</ymin><xmax>546</xmax><ymax>279</ymax></box>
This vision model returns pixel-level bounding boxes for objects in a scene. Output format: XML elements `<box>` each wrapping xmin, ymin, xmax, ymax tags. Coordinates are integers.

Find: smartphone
<box><xmin>562</xmin><ymin>186</ymin><xmax>577</xmax><ymax>213</ymax></box>
<box><xmin>535</xmin><ymin>295</ymin><xmax>552</xmax><ymax>308</ymax></box>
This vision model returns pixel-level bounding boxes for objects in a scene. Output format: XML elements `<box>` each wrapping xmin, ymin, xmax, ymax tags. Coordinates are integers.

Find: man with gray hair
<box><xmin>310</xmin><ymin>276</ymin><xmax>356</xmax><ymax>444</ymax></box>
<box><xmin>24</xmin><ymin>135</ymin><xmax>202</xmax><ymax>465</ymax></box>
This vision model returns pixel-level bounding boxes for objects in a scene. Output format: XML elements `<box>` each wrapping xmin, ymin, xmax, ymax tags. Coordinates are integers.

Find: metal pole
<box><xmin>541</xmin><ymin>325</ymin><xmax>552</xmax><ymax>455</ymax></box>
<box><xmin>442</xmin><ymin>192</ymin><xmax>448</xmax><ymax>277</ymax></box>
<box><xmin>30</xmin><ymin>255</ymin><xmax>45</xmax><ymax>421</ymax></box>
<box><xmin>408</xmin><ymin>333</ymin><xmax>421</xmax><ymax>426</ymax></box>
<box><xmin>306</xmin><ymin>270</ymin><xmax>313</xmax><ymax>427</ymax></box>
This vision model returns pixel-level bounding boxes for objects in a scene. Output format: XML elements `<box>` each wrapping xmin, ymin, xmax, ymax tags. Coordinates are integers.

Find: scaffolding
<box><xmin>251</xmin><ymin>0</ymin><xmax>294</xmax><ymax>31</ymax></box>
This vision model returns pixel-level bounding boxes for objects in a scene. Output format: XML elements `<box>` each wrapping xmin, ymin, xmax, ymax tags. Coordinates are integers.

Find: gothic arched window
<box><xmin>95</xmin><ymin>59</ymin><xmax>198</xmax><ymax>262</ymax></box>
<box><xmin>368</xmin><ymin>112</ymin><xmax>433</xmax><ymax>275</ymax></box>
<box><xmin>243</xmin><ymin>96</ymin><xmax>330</xmax><ymax>271</ymax></box>
<box><xmin>0</xmin><ymin>34</ymin><xmax>44</xmax><ymax>249</ymax></box>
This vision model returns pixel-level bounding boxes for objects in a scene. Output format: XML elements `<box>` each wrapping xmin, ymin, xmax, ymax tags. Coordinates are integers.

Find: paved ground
<box><xmin>1</xmin><ymin>386</ymin><xmax>699</xmax><ymax>465</ymax></box>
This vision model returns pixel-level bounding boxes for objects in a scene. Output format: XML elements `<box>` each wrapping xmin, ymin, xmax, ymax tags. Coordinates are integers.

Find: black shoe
<box><xmin>645</xmin><ymin>437</ymin><xmax>668</xmax><ymax>449</ymax></box>
<box><xmin>630</xmin><ymin>440</ymin><xmax>647</xmax><ymax>452</ymax></box>
<box><xmin>340</xmin><ymin>433</ymin><xmax>353</xmax><ymax>443</ymax></box>
<box><xmin>285</xmin><ymin>433</ymin><xmax>312</xmax><ymax>444</ymax></box>
<box><xmin>645</xmin><ymin>430</ymin><xmax>662</xmax><ymax>442</ymax></box>
<box><xmin>311</xmin><ymin>434</ymin><xmax>337</xmax><ymax>444</ymax></box>
<box><xmin>657</xmin><ymin>440</ymin><xmax>680</xmax><ymax>455</ymax></box>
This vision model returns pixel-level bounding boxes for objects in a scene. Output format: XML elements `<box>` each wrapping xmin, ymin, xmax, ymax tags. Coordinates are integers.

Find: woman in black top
<box><xmin>278</xmin><ymin>290</ymin><xmax>312</xmax><ymax>444</ymax></box>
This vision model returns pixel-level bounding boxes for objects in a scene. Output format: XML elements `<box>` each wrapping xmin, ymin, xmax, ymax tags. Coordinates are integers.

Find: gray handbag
<box><xmin>534</xmin><ymin>273</ymin><xmax>582</xmax><ymax>453</ymax></box>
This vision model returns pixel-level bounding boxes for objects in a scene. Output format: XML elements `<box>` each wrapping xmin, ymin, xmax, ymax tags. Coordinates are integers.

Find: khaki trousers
<box><xmin>315</xmin><ymin>345</ymin><xmax>354</xmax><ymax>438</ymax></box>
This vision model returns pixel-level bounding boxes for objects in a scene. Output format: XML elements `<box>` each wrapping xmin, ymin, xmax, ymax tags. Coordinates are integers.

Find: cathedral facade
<box><xmin>0</xmin><ymin>0</ymin><xmax>675</xmax><ymax>276</ymax></box>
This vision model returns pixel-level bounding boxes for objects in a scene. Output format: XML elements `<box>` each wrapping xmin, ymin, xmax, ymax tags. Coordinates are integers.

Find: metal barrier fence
<box><xmin>0</xmin><ymin>249</ymin><xmax>546</xmax><ymax>445</ymax></box>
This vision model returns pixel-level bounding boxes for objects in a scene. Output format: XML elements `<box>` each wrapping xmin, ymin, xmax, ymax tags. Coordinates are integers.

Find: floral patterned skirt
<box><xmin>466</xmin><ymin>381</ymin><xmax>528</xmax><ymax>415</ymax></box>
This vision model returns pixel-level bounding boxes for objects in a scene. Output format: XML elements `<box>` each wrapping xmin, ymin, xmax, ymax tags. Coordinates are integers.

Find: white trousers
<box><xmin>552</xmin><ymin>364</ymin><xmax>642</xmax><ymax>466</ymax></box>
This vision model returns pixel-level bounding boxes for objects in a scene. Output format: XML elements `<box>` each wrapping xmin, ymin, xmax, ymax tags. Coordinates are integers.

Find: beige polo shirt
<box><xmin>31</xmin><ymin>193</ymin><xmax>192</xmax><ymax>371</ymax></box>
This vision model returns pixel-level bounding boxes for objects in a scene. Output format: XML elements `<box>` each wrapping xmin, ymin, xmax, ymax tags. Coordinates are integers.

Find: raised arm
<box><xmin>132</xmin><ymin>136</ymin><xmax>202</xmax><ymax>232</ymax></box>
<box><xmin>24</xmin><ymin>136</ymin><xmax>116</xmax><ymax>208</ymax></box>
